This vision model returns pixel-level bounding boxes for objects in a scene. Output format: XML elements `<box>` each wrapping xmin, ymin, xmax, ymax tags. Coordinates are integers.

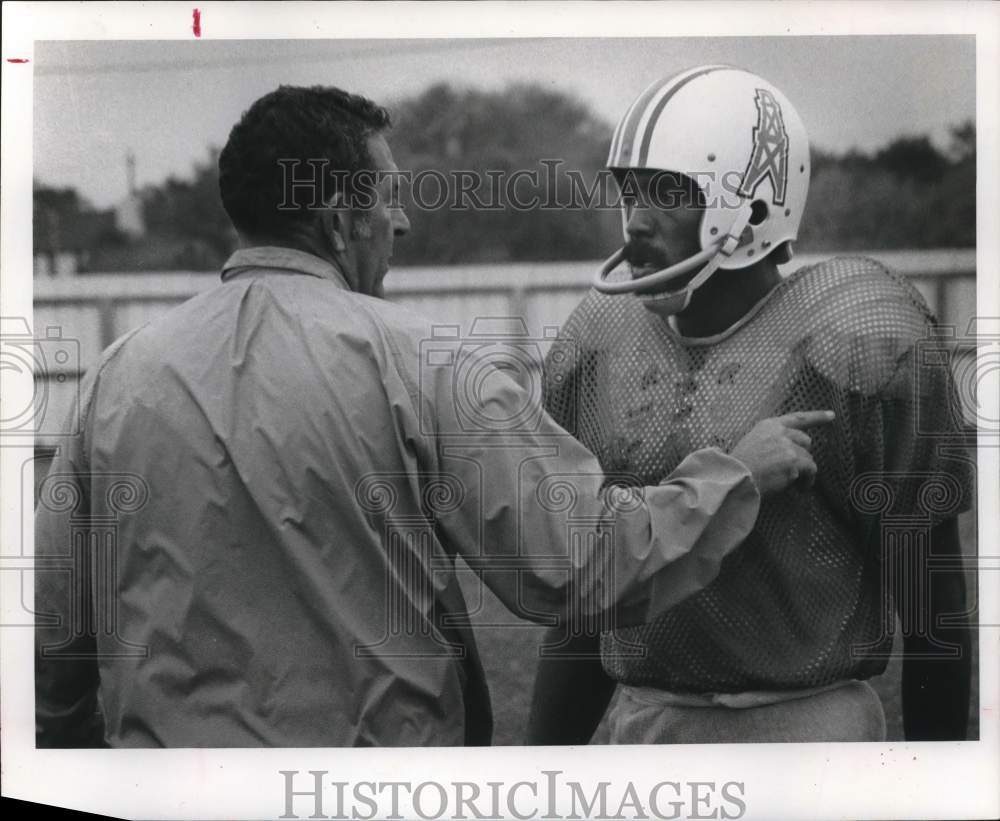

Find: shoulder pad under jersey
<box><xmin>778</xmin><ymin>256</ymin><xmax>939</xmax><ymax>393</ymax></box>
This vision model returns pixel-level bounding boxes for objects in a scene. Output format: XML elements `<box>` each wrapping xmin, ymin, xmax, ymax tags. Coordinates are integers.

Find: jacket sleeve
<box><xmin>422</xmin><ymin>343</ymin><xmax>760</xmax><ymax>629</ymax></box>
<box><xmin>33</xmin><ymin>329</ymin><xmax>140</xmax><ymax>748</ymax></box>
<box><xmin>34</xmin><ymin>370</ymin><xmax>105</xmax><ymax>748</ymax></box>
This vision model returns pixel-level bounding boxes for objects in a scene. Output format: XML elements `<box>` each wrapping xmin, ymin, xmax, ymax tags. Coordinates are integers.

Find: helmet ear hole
<box><xmin>749</xmin><ymin>200</ymin><xmax>769</xmax><ymax>226</ymax></box>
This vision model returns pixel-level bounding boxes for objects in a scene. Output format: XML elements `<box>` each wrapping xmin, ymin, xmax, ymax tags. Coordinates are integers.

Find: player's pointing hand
<box><xmin>778</xmin><ymin>410</ymin><xmax>838</xmax><ymax>430</ymax></box>
<box><xmin>729</xmin><ymin>410</ymin><xmax>835</xmax><ymax>495</ymax></box>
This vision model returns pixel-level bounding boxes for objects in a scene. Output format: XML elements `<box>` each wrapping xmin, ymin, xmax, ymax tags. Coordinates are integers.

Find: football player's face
<box><xmin>619</xmin><ymin>170</ymin><xmax>704</xmax><ymax>285</ymax></box>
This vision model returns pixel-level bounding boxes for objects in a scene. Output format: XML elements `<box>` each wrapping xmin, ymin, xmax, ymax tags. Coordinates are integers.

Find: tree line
<box><xmin>33</xmin><ymin>83</ymin><xmax>976</xmax><ymax>273</ymax></box>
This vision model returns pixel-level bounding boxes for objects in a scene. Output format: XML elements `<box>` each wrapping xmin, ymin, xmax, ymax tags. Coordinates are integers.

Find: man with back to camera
<box><xmin>33</xmin><ymin>84</ymin><xmax>834</xmax><ymax>747</ymax></box>
<box><xmin>527</xmin><ymin>65</ymin><xmax>974</xmax><ymax>744</ymax></box>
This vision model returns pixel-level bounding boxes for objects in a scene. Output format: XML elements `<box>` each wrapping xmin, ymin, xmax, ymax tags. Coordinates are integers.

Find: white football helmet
<box><xmin>594</xmin><ymin>65</ymin><xmax>811</xmax><ymax>315</ymax></box>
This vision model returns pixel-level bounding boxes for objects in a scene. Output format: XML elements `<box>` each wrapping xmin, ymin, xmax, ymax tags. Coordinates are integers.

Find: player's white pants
<box><xmin>607</xmin><ymin>679</ymin><xmax>886</xmax><ymax>743</ymax></box>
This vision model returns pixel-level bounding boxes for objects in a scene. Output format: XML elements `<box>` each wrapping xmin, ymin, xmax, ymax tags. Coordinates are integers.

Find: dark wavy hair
<box><xmin>218</xmin><ymin>85</ymin><xmax>391</xmax><ymax>238</ymax></box>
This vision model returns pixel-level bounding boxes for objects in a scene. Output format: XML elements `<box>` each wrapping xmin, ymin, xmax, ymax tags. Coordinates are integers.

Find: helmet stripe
<box><xmin>608</xmin><ymin>75</ymin><xmax>671</xmax><ymax>166</ymax></box>
<box><xmin>607</xmin><ymin>103</ymin><xmax>632</xmax><ymax>166</ymax></box>
<box><xmin>635</xmin><ymin>65</ymin><xmax>729</xmax><ymax>168</ymax></box>
<box><xmin>608</xmin><ymin>106</ymin><xmax>630</xmax><ymax>165</ymax></box>
<box><xmin>625</xmin><ymin>72</ymin><xmax>696</xmax><ymax>167</ymax></box>
<box><xmin>608</xmin><ymin>89</ymin><xmax>640</xmax><ymax>163</ymax></box>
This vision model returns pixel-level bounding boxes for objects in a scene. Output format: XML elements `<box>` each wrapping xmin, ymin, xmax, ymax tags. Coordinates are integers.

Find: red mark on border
<box><xmin>192</xmin><ymin>8</ymin><xmax>202</xmax><ymax>38</ymax></box>
<box><xmin>7</xmin><ymin>58</ymin><xmax>30</xmax><ymax>63</ymax></box>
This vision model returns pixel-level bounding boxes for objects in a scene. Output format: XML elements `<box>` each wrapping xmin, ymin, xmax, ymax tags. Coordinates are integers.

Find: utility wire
<box><xmin>34</xmin><ymin>39</ymin><xmax>536</xmax><ymax>77</ymax></box>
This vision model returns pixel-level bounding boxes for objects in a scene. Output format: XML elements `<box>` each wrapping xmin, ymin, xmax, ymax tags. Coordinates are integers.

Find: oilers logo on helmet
<box><xmin>739</xmin><ymin>88</ymin><xmax>789</xmax><ymax>206</ymax></box>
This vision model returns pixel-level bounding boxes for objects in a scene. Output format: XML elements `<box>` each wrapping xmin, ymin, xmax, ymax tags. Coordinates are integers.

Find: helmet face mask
<box><xmin>594</xmin><ymin>65</ymin><xmax>811</xmax><ymax>315</ymax></box>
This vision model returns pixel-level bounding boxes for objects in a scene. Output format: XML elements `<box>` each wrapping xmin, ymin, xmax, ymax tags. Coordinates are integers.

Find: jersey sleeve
<box><xmin>866</xmin><ymin>335</ymin><xmax>975</xmax><ymax>525</ymax></box>
<box><xmin>542</xmin><ymin>297</ymin><xmax>588</xmax><ymax>438</ymax></box>
<box><xmin>542</xmin><ymin>292</ymin><xmax>616</xmax><ymax>462</ymax></box>
<box><xmin>386</xmin><ymin>306</ymin><xmax>762</xmax><ymax>630</ymax></box>
<box><xmin>786</xmin><ymin>259</ymin><xmax>974</xmax><ymax>536</ymax></box>
<box><xmin>809</xmin><ymin>259</ymin><xmax>975</xmax><ymax>531</ymax></box>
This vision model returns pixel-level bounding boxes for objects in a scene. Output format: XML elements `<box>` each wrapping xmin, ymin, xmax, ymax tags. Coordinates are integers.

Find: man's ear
<box><xmin>320</xmin><ymin>194</ymin><xmax>349</xmax><ymax>252</ymax></box>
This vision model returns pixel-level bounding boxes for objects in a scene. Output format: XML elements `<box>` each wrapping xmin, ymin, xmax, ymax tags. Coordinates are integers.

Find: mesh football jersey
<box><xmin>544</xmin><ymin>257</ymin><xmax>974</xmax><ymax>692</ymax></box>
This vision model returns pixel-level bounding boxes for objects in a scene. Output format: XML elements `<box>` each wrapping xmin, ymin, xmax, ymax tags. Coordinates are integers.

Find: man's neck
<box><xmin>239</xmin><ymin>230</ymin><xmax>355</xmax><ymax>289</ymax></box>
<box><xmin>674</xmin><ymin>259</ymin><xmax>782</xmax><ymax>338</ymax></box>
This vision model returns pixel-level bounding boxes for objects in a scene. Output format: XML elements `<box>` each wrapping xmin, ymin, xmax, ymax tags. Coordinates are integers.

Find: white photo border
<box><xmin>2</xmin><ymin>2</ymin><xmax>997</xmax><ymax>819</ymax></box>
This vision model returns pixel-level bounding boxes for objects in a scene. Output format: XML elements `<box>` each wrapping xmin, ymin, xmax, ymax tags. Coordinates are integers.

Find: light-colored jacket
<box><xmin>34</xmin><ymin>246</ymin><xmax>759</xmax><ymax>747</ymax></box>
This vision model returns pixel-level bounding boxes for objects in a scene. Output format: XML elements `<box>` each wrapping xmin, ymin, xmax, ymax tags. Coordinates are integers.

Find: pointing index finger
<box><xmin>780</xmin><ymin>410</ymin><xmax>836</xmax><ymax>430</ymax></box>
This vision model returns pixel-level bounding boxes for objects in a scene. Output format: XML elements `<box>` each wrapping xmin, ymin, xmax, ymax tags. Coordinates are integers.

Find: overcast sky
<box><xmin>34</xmin><ymin>36</ymin><xmax>975</xmax><ymax>209</ymax></box>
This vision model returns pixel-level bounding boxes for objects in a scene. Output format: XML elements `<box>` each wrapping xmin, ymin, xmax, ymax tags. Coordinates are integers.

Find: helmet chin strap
<box><xmin>592</xmin><ymin>202</ymin><xmax>755</xmax><ymax>316</ymax></box>
<box><xmin>637</xmin><ymin>253</ymin><xmax>727</xmax><ymax>317</ymax></box>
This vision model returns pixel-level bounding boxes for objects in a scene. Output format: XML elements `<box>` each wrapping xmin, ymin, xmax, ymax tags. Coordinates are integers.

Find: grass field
<box><xmin>461</xmin><ymin>510</ymin><xmax>980</xmax><ymax>746</ymax></box>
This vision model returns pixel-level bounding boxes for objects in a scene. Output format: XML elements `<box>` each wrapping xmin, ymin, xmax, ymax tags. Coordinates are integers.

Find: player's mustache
<box><xmin>624</xmin><ymin>243</ymin><xmax>668</xmax><ymax>267</ymax></box>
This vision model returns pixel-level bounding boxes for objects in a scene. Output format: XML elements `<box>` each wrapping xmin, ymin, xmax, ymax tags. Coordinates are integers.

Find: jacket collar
<box><xmin>221</xmin><ymin>246</ymin><xmax>351</xmax><ymax>291</ymax></box>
